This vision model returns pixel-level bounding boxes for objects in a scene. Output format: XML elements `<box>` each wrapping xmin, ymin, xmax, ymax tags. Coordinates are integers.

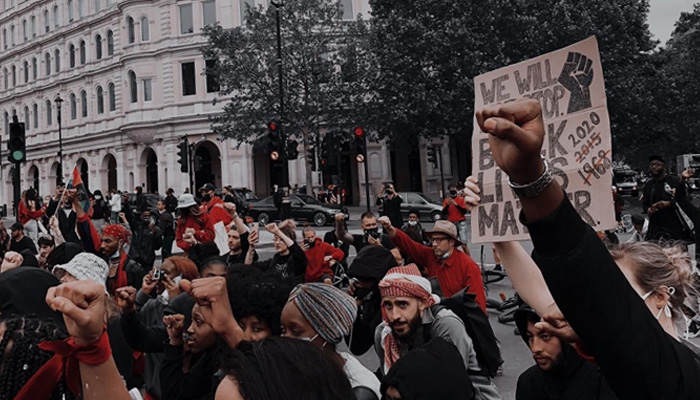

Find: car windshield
<box><xmin>296</xmin><ymin>194</ymin><xmax>321</xmax><ymax>205</ymax></box>
<box><xmin>614</xmin><ymin>173</ymin><xmax>637</xmax><ymax>183</ymax></box>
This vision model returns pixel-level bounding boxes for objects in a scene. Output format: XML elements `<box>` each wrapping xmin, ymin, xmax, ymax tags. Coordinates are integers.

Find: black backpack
<box><xmin>425</xmin><ymin>288</ymin><xmax>503</xmax><ymax>378</ymax></box>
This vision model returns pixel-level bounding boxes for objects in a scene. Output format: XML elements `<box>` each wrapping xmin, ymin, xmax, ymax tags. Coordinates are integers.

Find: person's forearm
<box><xmin>493</xmin><ymin>242</ymin><xmax>556</xmax><ymax>316</ymax></box>
<box><xmin>244</xmin><ymin>248</ymin><xmax>255</xmax><ymax>265</ymax></box>
<box><xmin>79</xmin><ymin>356</ymin><xmax>131</xmax><ymax>400</ymax></box>
<box><xmin>277</xmin><ymin>231</ymin><xmax>294</xmax><ymax>248</ymax></box>
<box><xmin>519</xmin><ymin>178</ymin><xmax>565</xmax><ymax>224</ymax></box>
<box><xmin>234</xmin><ymin>214</ymin><xmax>247</xmax><ymax>235</ymax></box>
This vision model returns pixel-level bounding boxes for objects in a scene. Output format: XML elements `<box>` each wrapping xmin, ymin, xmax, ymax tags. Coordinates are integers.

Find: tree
<box><xmin>202</xmin><ymin>0</ymin><xmax>370</xmax><ymax>188</ymax></box>
<box><xmin>366</xmin><ymin>0</ymin><xmax>657</xmax><ymax>173</ymax></box>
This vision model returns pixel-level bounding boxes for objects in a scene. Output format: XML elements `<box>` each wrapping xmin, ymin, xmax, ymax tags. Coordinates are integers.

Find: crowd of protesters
<box><xmin>3</xmin><ymin>101</ymin><xmax>700</xmax><ymax>400</ymax></box>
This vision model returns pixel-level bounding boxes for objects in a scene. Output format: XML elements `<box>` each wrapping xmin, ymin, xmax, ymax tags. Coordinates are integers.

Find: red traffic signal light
<box><xmin>353</xmin><ymin>126</ymin><xmax>364</xmax><ymax>137</ymax></box>
<box><xmin>268</xmin><ymin>121</ymin><xmax>278</xmax><ymax>132</ymax></box>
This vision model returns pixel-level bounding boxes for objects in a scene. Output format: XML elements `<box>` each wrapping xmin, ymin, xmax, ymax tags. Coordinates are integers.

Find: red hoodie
<box><xmin>304</xmin><ymin>238</ymin><xmax>344</xmax><ymax>283</ymax></box>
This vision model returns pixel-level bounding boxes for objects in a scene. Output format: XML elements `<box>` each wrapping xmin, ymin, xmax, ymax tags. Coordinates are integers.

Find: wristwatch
<box><xmin>507</xmin><ymin>157</ymin><xmax>554</xmax><ymax>198</ymax></box>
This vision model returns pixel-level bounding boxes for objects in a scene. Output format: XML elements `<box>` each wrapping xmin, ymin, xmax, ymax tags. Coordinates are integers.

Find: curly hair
<box><xmin>227</xmin><ymin>268</ymin><xmax>294</xmax><ymax>335</ymax></box>
<box><xmin>0</xmin><ymin>316</ymin><xmax>69</xmax><ymax>400</ymax></box>
<box><xmin>218</xmin><ymin>337</ymin><xmax>352</xmax><ymax>400</ymax></box>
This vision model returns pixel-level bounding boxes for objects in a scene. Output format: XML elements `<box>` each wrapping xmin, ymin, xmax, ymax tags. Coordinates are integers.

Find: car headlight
<box><xmin>632</xmin><ymin>186</ymin><xmax>637</xmax><ymax>190</ymax></box>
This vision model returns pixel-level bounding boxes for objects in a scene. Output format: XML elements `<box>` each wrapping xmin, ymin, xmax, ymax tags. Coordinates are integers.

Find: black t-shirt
<box><xmin>351</xmin><ymin>233</ymin><xmax>396</xmax><ymax>253</ymax></box>
<box><xmin>10</xmin><ymin>236</ymin><xmax>37</xmax><ymax>255</ymax></box>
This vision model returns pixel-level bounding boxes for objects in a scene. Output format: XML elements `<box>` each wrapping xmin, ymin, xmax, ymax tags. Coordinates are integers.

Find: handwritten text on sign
<box><xmin>471</xmin><ymin>36</ymin><xmax>616</xmax><ymax>243</ymax></box>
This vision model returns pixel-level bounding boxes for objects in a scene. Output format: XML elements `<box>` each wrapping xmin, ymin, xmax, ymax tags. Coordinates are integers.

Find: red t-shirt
<box><xmin>442</xmin><ymin>196</ymin><xmax>468</xmax><ymax>223</ymax></box>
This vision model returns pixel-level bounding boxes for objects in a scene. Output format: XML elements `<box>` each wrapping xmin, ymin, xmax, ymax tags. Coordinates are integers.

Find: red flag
<box><xmin>67</xmin><ymin>167</ymin><xmax>92</xmax><ymax>215</ymax></box>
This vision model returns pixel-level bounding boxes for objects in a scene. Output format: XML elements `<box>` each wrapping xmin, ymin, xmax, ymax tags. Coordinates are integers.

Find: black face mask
<box><xmin>354</xmin><ymin>287</ymin><xmax>374</xmax><ymax>301</ymax></box>
<box><xmin>364</xmin><ymin>228</ymin><xmax>381</xmax><ymax>240</ymax></box>
<box><xmin>449</xmin><ymin>190</ymin><xmax>458</xmax><ymax>198</ymax></box>
<box><xmin>201</xmin><ymin>194</ymin><xmax>212</xmax><ymax>202</ymax></box>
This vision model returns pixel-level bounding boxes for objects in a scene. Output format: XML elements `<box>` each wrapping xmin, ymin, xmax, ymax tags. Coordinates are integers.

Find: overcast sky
<box><xmin>648</xmin><ymin>0</ymin><xmax>696</xmax><ymax>43</ymax></box>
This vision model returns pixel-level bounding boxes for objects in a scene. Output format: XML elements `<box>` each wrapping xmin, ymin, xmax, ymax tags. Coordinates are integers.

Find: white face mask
<box><xmin>408</xmin><ymin>220</ymin><xmax>418</xmax><ymax>226</ymax></box>
<box><xmin>641</xmin><ymin>287</ymin><xmax>675</xmax><ymax>320</ymax></box>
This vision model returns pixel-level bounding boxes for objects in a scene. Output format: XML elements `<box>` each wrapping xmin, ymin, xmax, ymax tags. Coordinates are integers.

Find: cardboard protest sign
<box><xmin>471</xmin><ymin>36</ymin><xmax>616</xmax><ymax>243</ymax></box>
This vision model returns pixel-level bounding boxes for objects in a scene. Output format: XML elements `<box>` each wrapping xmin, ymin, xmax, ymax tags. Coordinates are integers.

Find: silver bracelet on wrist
<box><xmin>507</xmin><ymin>157</ymin><xmax>554</xmax><ymax>198</ymax></box>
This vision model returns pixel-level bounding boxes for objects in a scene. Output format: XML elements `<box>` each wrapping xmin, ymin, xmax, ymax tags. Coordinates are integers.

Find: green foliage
<box><xmin>202</xmin><ymin>0</ymin><xmax>369</xmax><ymax>147</ymax></box>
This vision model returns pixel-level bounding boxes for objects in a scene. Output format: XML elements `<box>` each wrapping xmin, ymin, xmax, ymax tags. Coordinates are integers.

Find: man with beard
<box><xmin>642</xmin><ymin>155</ymin><xmax>692</xmax><ymax>241</ymax></box>
<box><xmin>9</xmin><ymin>222</ymin><xmax>37</xmax><ymax>255</ymax></box>
<box><xmin>514</xmin><ymin>306</ymin><xmax>618</xmax><ymax>400</ymax></box>
<box><xmin>379</xmin><ymin>217</ymin><xmax>486</xmax><ymax>310</ymax></box>
<box><xmin>374</xmin><ymin>265</ymin><xmax>500</xmax><ymax>400</ymax></box>
<box><xmin>100</xmin><ymin>223</ymin><xmax>148</xmax><ymax>295</ymax></box>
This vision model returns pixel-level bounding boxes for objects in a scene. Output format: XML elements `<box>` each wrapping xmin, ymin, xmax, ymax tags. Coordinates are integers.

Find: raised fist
<box><xmin>46</xmin><ymin>280</ymin><xmax>106</xmax><ymax>345</ymax></box>
<box><xmin>558</xmin><ymin>51</ymin><xmax>594</xmax><ymax>113</ymax></box>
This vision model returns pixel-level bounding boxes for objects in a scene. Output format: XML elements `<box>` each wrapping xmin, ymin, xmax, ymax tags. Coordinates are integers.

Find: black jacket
<box><xmin>126</xmin><ymin>206</ymin><xmax>161</xmax><ymax>268</ymax></box>
<box><xmin>526</xmin><ymin>196</ymin><xmax>700</xmax><ymax>400</ymax></box>
<box><xmin>642</xmin><ymin>175</ymin><xmax>691</xmax><ymax>241</ymax></box>
<box><xmin>376</xmin><ymin>195</ymin><xmax>403</xmax><ymax>228</ymax></box>
<box><xmin>250</xmin><ymin>242</ymin><xmax>307</xmax><ymax>281</ymax></box>
<box><xmin>160</xmin><ymin>345</ymin><xmax>218</xmax><ymax>400</ymax></box>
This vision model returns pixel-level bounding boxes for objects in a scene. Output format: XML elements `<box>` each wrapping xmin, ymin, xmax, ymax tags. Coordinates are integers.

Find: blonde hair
<box><xmin>610</xmin><ymin>242</ymin><xmax>697</xmax><ymax>319</ymax></box>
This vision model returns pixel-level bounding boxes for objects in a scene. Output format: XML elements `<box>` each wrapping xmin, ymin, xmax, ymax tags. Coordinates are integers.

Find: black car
<box><xmin>125</xmin><ymin>193</ymin><xmax>163</xmax><ymax>214</ymax></box>
<box><xmin>248</xmin><ymin>194</ymin><xmax>349</xmax><ymax>226</ymax></box>
<box><xmin>378</xmin><ymin>192</ymin><xmax>443</xmax><ymax>221</ymax></box>
<box><xmin>226</xmin><ymin>188</ymin><xmax>259</xmax><ymax>216</ymax></box>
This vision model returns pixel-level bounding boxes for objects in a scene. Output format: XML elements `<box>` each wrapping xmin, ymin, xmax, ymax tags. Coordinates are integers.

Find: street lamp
<box><xmin>55</xmin><ymin>94</ymin><xmax>64</xmax><ymax>184</ymax></box>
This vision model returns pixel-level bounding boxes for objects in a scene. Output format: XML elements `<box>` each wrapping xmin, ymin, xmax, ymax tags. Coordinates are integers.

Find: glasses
<box><xmin>430</xmin><ymin>236</ymin><xmax>450</xmax><ymax>244</ymax></box>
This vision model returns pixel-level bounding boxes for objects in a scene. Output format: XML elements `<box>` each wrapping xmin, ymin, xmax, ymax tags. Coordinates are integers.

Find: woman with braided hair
<box><xmin>0</xmin><ymin>315</ymin><xmax>70</xmax><ymax>400</ymax></box>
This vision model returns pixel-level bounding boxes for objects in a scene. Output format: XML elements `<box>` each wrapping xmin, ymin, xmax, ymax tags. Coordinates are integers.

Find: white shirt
<box><xmin>110</xmin><ymin>194</ymin><xmax>122</xmax><ymax>212</ymax></box>
<box><xmin>339</xmin><ymin>352</ymin><xmax>381</xmax><ymax>399</ymax></box>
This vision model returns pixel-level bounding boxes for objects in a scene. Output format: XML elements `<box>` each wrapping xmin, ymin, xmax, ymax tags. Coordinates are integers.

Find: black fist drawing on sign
<box><xmin>558</xmin><ymin>52</ymin><xmax>593</xmax><ymax>114</ymax></box>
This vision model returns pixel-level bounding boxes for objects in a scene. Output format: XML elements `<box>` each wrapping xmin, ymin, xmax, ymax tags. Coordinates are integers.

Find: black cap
<box><xmin>199</xmin><ymin>183</ymin><xmax>216</xmax><ymax>192</ymax></box>
<box><xmin>10</xmin><ymin>222</ymin><xmax>23</xmax><ymax>231</ymax></box>
<box><xmin>649</xmin><ymin>155</ymin><xmax>665</xmax><ymax>164</ymax></box>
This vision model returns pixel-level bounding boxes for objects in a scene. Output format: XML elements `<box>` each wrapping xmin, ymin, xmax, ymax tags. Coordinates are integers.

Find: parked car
<box><xmin>248</xmin><ymin>194</ymin><xmax>349</xmax><ymax>226</ymax></box>
<box><xmin>228</xmin><ymin>188</ymin><xmax>259</xmax><ymax>216</ymax></box>
<box><xmin>125</xmin><ymin>193</ymin><xmax>163</xmax><ymax>214</ymax></box>
<box><xmin>378</xmin><ymin>192</ymin><xmax>443</xmax><ymax>221</ymax></box>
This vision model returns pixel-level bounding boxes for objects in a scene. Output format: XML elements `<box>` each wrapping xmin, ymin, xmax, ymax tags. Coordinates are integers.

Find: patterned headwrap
<box><xmin>102</xmin><ymin>224</ymin><xmax>131</xmax><ymax>244</ymax></box>
<box><xmin>288</xmin><ymin>283</ymin><xmax>358</xmax><ymax>345</ymax></box>
<box><xmin>378</xmin><ymin>264</ymin><xmax>440</xmax><ymax>374</ymax></box>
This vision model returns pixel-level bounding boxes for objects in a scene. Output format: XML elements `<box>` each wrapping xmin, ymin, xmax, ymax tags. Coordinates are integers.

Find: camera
<box><xmin>152</xmin><ymin>266</ymin><xmax>162</xmax><ymax>281</ymax></box>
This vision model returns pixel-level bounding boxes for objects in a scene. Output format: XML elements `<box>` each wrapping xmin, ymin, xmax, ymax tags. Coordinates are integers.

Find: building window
<box><xmin>45</xmin><ymin>52</ymin><xmax>51</xmax><ymax>75</ymax></box>
<box><xmin>94</xmin><ymin>0</ymin><xmax>100</xmax><ymax>12</ymax></box>
<box><xmin>80</xmin><ymin>40</ymin><xmax>86</xmax><ymax>64</ymax></box>
<box><xmin>22</xmin><ymin>19</ymin><xmax>26</xmax><ymax>41</ymax></box>
<box><xmin>69</xmin><ymin>44</ymin><xmax>75</xmax><ymax>67</ymax></box>
<box><xmin>81</xmin><ymin>90</ymin><xmax>87</xmax><ymax>117</ymax></box>
<box><xmin>23</xmin><ymin>60</ymin><xmax>28</xmax><ymax>83</ymax></box>
<box><xmin>126</xmin><ymin>16</ymin><xmax>134</xmax><ymax>43</ymax></box>
<box><xmin>24</xmin><ymin>106</ymin><xmax>29</xmax><ymax>131</ymax></box>
<box><xmin>53</xmin><ymin>5</ymin><xmax>59</xmax><ymax>28</ymax></box>
<box><xmin>140</xmin><ymin>16</ymin><xmax>149</xmax><ymax>41</ymax></box>
<box><xmin>239</xmin><ymin>0</ymin><xmax>253</xmax><ymax>24</ymax></box>
<box><xmin>181</xmin><ymin>62</ymin><xmax>196</xmax><ymax>95</ymax></box>
<box><xmin>31</xmin><ymin>15</ymin><xmax>36</xmax><ymax>37</ymax></box>
<box><xmin>3</xmin><ymin>29</ymin><xmax>6</xmax><ymax>49</ymax></box>
<box><xmin>179</xmin><ymin>4</ymin><xmax>193</xmax><ymax>34</ymax></box>
<box><xmin>68</xmin><ymin>0</ymin><xmax>74</xmax><ymax>22</ymax></box>
<box><xmin>10</xmin><ymin>25</ymin><xmax>14</xmax><ymax>46</ymax></box>
<box><xmin>108</xmin><ymin>82</ymin><xmax>115</xmax><ymax>111</ymax></box>
<box><xmin>3</xmin><ymin>112</ymin><xmax>8</xmax><ymax>137</ymax></box>
<box><xmin>95</xmin><ymin>34</ymin><xmax>102</xmax><ymax>59</ymax></box>
<box><xmin>32</xmin><ymin>103</ymin><xmax>38</xmax><ymax>129</ymax></box>
<box><xmin>44</xmin><ymin>10</ymin><xmax>50</xmax><ymax>32</ymax></box>
<box><xmin>3</xmin><ymin>68</ymin><xmax>7</xmax><ymax>88</ymax></box>
<box><xmin>32</xmin><ymin>57</ymin><xmax>37</xmax><ymax>80</ymax></box>
<box><xmin>78</xmin><ymin>0</ymin><xmax>85</xmax><ymax>19</ymax></box>
<box><xmin>129</xmin><ymin>70</ymin><xmax>137</xmax><ymax>103</ymax></box>
<box><xmin>96</xmin><ymin>85</ymin><xmax>104</xmax><ymax>113</ymax></box>
<box><xmin>46</xmin><ymin>100</ymin><xmax>52</xmax><ymax>125</ymax></box>
<box><xmin>70</xmin><ymin>93</ymin><xmax>76</xmax><ymax>119</ymax></box>
<box><xmin>205</xmin><ymin>59</ymin><xmax>219</xmax><ymax>93</ymax></box>
<box><xmin>11</xmin><ymin>65</ymin><xmax>16</xmax><ymax>86</ymax></box>
<box><xmin>54</xmin><ymin>49</ymin><xmax>60</xmax><ymax>71</ymax></box>
<box><xmin>203</xmin><ymin>0</ymin><xmax>216</xmax><ymax>26</ymax></box>
<box><xmin>107</xmin><ymin>30</ymin><xmax>114</xmax><ymax>55</ymax></box>
<box><xmin>143</xmin><ymin>78</ymin><xmax>152</xmax><ymax>101</ymax></box>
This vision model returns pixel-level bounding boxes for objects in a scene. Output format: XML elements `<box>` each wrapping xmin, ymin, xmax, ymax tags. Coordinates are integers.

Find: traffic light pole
<box><xmin>12</xmin><ymin>162</ymin><xmax>20</xmax><ymax>217</ymax></box>
<box><xmin>188</xmin><ymin>143</ymin><xmax>195</xmax><ymax>194</ymax></box>
<box><xmin>437</xmin><ymin>145</ymin><xmax>445</xmax><ymax>198</ymax></box>
<box><xmin>363</xmin><ymin>142</ymin><xmax>370</xmax><ymax>213</ymax></box>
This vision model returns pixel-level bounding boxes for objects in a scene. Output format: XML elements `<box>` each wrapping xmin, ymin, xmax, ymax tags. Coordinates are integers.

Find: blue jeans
<box><xmin>453</xmin><ymin>220</ymin><xmax>469</xmax><ymax>244</ymax></box>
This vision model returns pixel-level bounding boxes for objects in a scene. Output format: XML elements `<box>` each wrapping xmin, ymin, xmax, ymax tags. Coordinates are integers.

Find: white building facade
<box><xmin>0</xmin><ymin>0</ymin><xmax>396</xmax><ymax>209</ymax></box>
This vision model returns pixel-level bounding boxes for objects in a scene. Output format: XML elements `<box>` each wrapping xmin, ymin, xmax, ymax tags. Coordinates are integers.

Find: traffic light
<box><xmin>427</xmin><ymin>145</ymin><xmax>438</xmax><ymax>168</ymax></box>
<box><xmin>287</xmin><ymin>139</ymin><xmax>299</xmax><ymax>160</ymax></box>
<box><xmin>177</xmin><ymin>138</ymin><xmax>189</xmax><ymax>173</ymax></box>
<box><xmin>354</xmin><ymin>126</ymin><xmax>366</xmax><ymax>163</ymax></box>
<box><xmin>267</xmin><ymin>120</ymin><xmax>282</xmax><ymax>161</ymax></box>
<box><xmin>8</xmin><ymin>119</ymin><xmax>26</xmax><ymax>163</ymax></box>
